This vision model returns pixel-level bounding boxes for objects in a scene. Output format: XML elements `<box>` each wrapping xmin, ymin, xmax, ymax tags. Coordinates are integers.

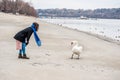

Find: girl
<box><xmin>14</xmin><ymin>22</ymin><xmax>40</xmax><ymax>59</ymax></box>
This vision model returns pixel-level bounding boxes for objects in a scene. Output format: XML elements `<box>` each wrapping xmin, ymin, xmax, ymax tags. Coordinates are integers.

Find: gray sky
<box><xmin>24</xmin><ymin>0</ymin><xmax>120</xmax><ymax>9</ymax></box>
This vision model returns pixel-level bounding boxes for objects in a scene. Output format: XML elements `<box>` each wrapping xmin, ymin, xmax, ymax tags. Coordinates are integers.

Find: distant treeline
<box><xmin>0</xmin><ymin>0</ymin><xmax>38</xmax><ymax>17</ymax></box>
<box><xmin>38</xmin><ymin>8</ymin><xmax>120</xmax><ymax>19</ymax></box>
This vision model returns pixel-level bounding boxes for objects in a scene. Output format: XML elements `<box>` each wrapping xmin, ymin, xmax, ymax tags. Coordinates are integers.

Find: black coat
<box><xmin>14</xmin><ymin>27</ymin><xmax>33</xmax><ymax>43</ymax></box>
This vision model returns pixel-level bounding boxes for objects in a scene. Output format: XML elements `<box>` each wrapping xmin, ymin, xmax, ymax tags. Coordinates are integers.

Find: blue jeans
<box><xmin>19</xmin><ymin>43</ymin><xmax>26</xmax><ymax>55</ymax></box>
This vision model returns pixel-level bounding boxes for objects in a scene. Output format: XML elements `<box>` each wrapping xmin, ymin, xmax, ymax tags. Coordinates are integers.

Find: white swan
<box><xmin>71</xmin><ymin>41</ymin><xmax>83</xmax><ymax>59</ymax></box>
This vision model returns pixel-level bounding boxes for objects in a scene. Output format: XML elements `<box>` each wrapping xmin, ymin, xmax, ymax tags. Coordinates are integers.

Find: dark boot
<box><xmin>18</xmin><ymin>54</ymin><xmax>22</xmax><ymax>58</ymax></box>
<box><xmin>22</xmin><ymin>54</ymin><xmax>29</xmax><ymax>59</ymax></box>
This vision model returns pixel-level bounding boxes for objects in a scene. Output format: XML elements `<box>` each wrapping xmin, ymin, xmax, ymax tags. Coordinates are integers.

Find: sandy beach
<box><xmin>0</xmin><ymin>12</ymin><xmax>120</xmax><ymax>80</ymax></box>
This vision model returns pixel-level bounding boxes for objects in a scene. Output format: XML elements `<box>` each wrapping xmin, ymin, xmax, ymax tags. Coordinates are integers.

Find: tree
<box><xmin>0</xmin><ymin>0</ymin><xmax>38</xmax><ymax>17</ymax></box>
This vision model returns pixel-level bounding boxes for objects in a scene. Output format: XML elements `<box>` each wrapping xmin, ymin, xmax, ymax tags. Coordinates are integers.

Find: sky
<box><xmin>24</xmin><ymin>0</ymin><xmax>120</xmax><ymax>10</ymax></box>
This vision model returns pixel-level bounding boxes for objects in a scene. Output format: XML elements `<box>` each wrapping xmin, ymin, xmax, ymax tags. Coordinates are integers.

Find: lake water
<box><xmin>40</xmin><ymin>18</ymin><xmax>120</xmax><ymax>42</ymax></box>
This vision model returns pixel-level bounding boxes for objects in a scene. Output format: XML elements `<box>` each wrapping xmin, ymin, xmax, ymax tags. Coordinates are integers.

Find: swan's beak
<box><xmin>71</xmin><ymin>42</ymin><xmax>73</xmax><ymax>45</ymax></box>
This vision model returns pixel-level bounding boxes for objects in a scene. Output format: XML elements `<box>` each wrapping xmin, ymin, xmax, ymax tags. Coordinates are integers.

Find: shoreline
<box><xmin>40</xmin><ymin>20</ymin><xmax>120</xmax><ymax>45</ymax></box>
<box><xmin>1</xmin><ymin>12</ymin><xmax>119</xmax><ymax>45</ymax></box>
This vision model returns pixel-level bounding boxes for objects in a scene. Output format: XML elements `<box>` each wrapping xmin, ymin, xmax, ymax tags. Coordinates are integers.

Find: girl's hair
<box><xmin>33</xmin><ymin>22</ymin><xmax>39</xmax><ymax>31</ymax></box>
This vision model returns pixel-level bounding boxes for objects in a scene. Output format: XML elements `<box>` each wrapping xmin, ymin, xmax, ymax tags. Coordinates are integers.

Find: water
<box><xmin>40</xmin><ymin>18</ymin><xmax>120</xmax><ymax>42</ymax></box>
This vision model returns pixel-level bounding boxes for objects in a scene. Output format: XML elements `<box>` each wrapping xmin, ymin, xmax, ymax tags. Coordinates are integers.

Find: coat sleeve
<box><xmin>26</xmin><ymin>31</ymin><xmax>33</xmax><ymax>42</ymax></box>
